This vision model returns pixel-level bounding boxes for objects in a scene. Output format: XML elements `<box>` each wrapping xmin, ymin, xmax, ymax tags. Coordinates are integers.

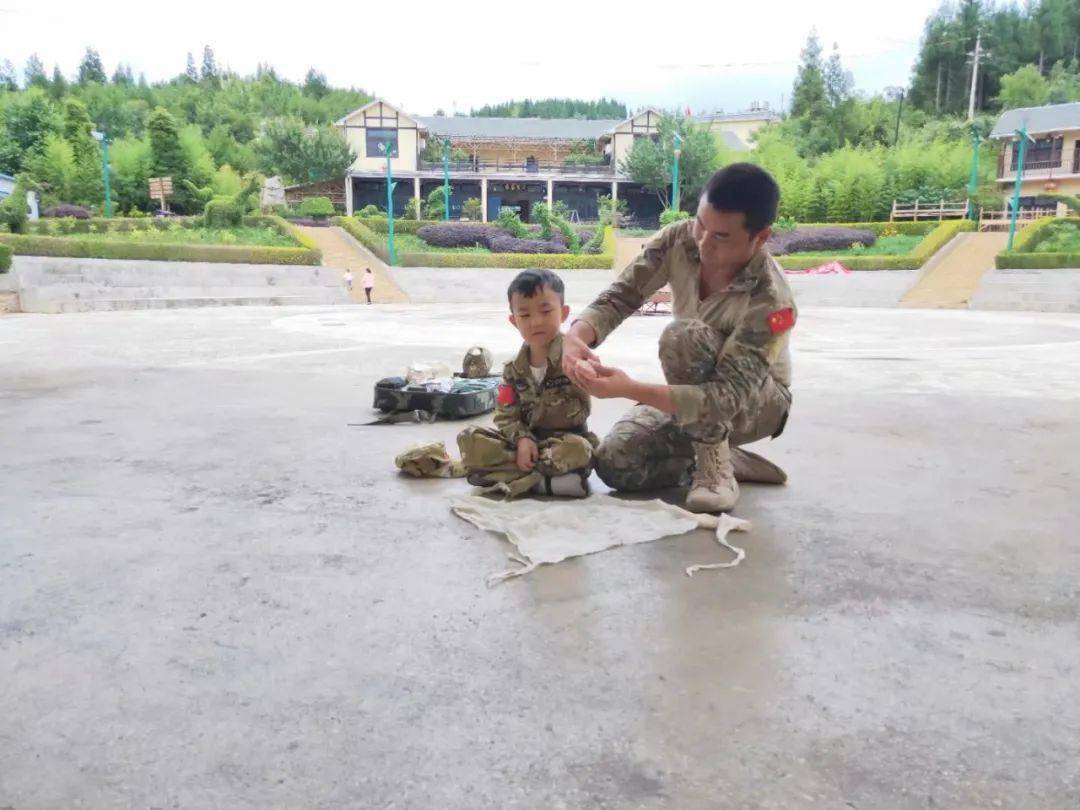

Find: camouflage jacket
<box><xmin>493</xmin><ymin>334</ymin><xmax>592</xmax><ymax>444</ymax></box>
<box><xmin>576</xmin><ymin>220</ymin><xmax>796</xmax><ymax>431</ymax></box>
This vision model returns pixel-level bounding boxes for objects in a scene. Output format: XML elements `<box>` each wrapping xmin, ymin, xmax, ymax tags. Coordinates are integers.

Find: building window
<box><xmin>1011</xmin><ymin>136</ymin><xmax>1063</xmax><ymax>170</ymax></box>
<box><xmin>366</xmin><ymin>128</ymin><xmax>398</xmax><ymax>158</ymax></box>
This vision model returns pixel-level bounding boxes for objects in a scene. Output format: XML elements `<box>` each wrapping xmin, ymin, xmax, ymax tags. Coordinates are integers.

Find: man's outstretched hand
<box><xmin>562</xmin><ymin>322</ymin><xmax>599</xmax><ymax>388</ymax></box>
<box><xmin>576</xmin><ymin>361</ymin><xmax>634</xmax><ymax>399</ymax></box>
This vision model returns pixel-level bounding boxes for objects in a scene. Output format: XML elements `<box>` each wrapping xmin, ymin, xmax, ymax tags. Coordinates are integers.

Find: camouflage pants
<box><xmin>457</xmin><ymin>425</ymin><xmax>595</xmax><ymax>498</ymax></box>
<box><xmin>595</xmin><ymin>319</ymin><xmax>791</xmax><ymax>492</ymax></box>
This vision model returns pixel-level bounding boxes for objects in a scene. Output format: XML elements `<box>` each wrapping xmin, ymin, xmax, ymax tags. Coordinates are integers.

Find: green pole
<box><xmin>672</xmin><ymin>132</ymin><xmax>683</xmax><ymax>213</ymax></box>
<box><xmin>100</xmin><ymin>133</ymin><xmax>113</xmax><ymax>218</ymax></box>
<box><xmin>966</xmin><ymin>127</ymin><xmax>981</xmax><ymax>221</ymax></box>
<box><xmin>385</xmin><ymin>150</ymin><xmax>397</xmax><ymax>266</ymax></box>
<box><xmin>1007</xmin><ymin>126</ymin><xmax>1028</xmax><ymax>251</ymax></box>
<box><xmin>443</xmin><ymin>140</ymin><xmax>450</xmax><ymax>221</ymax></box>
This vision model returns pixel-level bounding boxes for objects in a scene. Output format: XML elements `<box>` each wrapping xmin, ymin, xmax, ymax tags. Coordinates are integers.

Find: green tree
<box><xmin>185</xmin><ymin>53</ymin><xmax>198</xmax><ymax>83</ymax></box>
<box><xmin>24</xmin><ymin>54</ymin><xmax>47</xmax><ymax>89</ymax></box>
<box><xmin>0</xmin><ymin>89</ymin><xmax>60</xmax><ymax>173</ymax></box>
<box><xmin>303</xmin><ymin>69</ymin><xmax>329</xmax><ymax>99</ymax></box>
<box><xmin>0</xmin><ymin>60</ymin><xmax>17</xmax><ymax>92</ymax></box>
<box><xmin>997</xmin><ymin>64</ymin><xmax>1051</xmax><ymax>109</ymax></box>
<box><xmin>48</xmin><ymin>65</ymin><xmax>68</xmax><ymax>100</ymax></box>
<box><xmin>201</xmin><ymin>46</ymin><xmax>219</xmax><ymax>86</ymax></box>
<box><xmin>77</xmin><ymin>48</ymin><xmax>107</xmax><ymax>85</ymax></box>
<box><xmin>147</xmin><ymin>106</ymin><xmax>195</xmax><ymax>211</ymax></box>
<box><xmin>23</xmin><ymin>134</ymin><xmax>75</xmax><ymax>203</ymax></box>
<box><xmin>254</xmin><ymin>118</ymin><xmax>354</xmax><ymax>183</ymax></box>
<box><xmin>1047</xmin><ymin>59</ymin><xmax>1080</xmax><ymax>102</ymax></box>
<box><xmin>619</xmin><ymin>115</ymin><xmax>717</xmax><ymax>209</ymax></box>
<box><xmin>62</xmin><ymin>98</ymin><xmax>104</xmax><ymax>207</ymax></box>
<box><xmin>791</xmin><ymin>30</ymin><xmax>828</xmax><ymax>119</ymax></box>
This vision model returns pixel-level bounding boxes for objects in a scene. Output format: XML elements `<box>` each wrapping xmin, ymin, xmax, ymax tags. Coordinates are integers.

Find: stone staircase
<box><xmin>12</xmin><ymin>256</ymin><xmax>350</xmax><ymax>313</ymax></box>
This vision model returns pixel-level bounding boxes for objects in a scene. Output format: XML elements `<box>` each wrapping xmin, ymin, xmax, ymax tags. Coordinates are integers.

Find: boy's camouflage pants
<box><xmin>457</xmin><ymin>426</ymin><xmax>595</xmax><ymax>498</ymax></box>
<box><xmin>595</xmin><ymin>319</ymin><xmax>791</xmax><ymax>493</ymax></box>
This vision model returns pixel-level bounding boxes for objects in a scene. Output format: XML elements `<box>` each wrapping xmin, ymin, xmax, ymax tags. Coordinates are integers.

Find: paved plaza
<box><xmin>2</xmin><ymin>303</ymin><xmax>1078</xmax><ymax>808</ymax></box>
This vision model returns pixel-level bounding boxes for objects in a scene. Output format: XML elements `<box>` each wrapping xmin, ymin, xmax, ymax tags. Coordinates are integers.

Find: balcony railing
<box><xmin>417</xmin><ymin>158</ymin><xmax>614</xmax><ymax>176</ymax></box>
<box><xmin>998</xmin><ymin>156</ymin><xmax>1077</xmax><ymax>179</ymax></box>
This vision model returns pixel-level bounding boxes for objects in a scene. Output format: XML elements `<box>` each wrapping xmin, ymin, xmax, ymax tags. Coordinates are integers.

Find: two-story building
<box><xmin>334</xmin><ymin>100</ymin><xmax>774</xmax><ymax>225</ymax></box>
<box><xmin>991</xmin><ymin>102</ymin><xmax>1080</xmax><ymax>208</ymax></box>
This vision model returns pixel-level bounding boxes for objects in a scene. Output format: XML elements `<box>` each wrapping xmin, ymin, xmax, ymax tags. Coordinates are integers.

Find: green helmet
<box><xmin>394</xmin><ymin>441</ymin><xmax>465</xmax><ymax>479</ymax></box>
<box><xmin>462</xmin><ymin>346</ymin><xmax>494</xmax><ymax>379</ymax></box>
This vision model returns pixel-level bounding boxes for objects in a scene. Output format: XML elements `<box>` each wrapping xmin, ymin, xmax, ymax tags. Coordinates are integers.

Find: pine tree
<box><xmin>147</xmin><ymin>107</ymin><xmax>193</xmax><ymax>210</ymax></box>
<box><xmin>49</xmin><ymin>65</ymin><xmax>68</xmax><ymax>99</ymax></box>
<box><xmin>201</xmin><ymin>46</ymin><xmax>219</xmax><ymax>86</ymax></box>
<box><xmin>791</xmin><ymin>30</ymin><xmax>828</xmax><ymax>118</ymax></box>
<box><xmin>0</xmin><ymin>60</ymin><xmax>17</xmax><ymax>91</ymax></box>
<box><xmin>185</xmin><ymin>53</ymin><xmax>198</xmax><ymax>83</ymax></box>
<box><xmin>77</xmin><ymin>48</ymin><xmax>107</xmax><ymax>85</ymax></box>
<box><xmin>63</xmin><ymin>99</ymin><xmax>104</xmax><ymax>207</ymax></box>
<box><xmin>24</xmin><ymin>54</ymin><xmax>47</xmax><ymax>89</ymax></box>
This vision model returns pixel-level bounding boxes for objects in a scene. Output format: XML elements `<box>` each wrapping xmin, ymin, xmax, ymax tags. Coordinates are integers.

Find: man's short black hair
<box><xmin>702</xmin><ymin>163</ymin><xmax>780</xmax><ymax>234</ymax></box>
<box><xmin>507</xmin><ymin>268</ymin><xmax>565</xmax><ymax>306</ymax></box>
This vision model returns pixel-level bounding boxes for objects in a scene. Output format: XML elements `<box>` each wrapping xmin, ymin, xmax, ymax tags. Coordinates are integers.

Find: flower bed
<box><xmin>335</xmin><ymin>217</ymin><xmax>615</xmax><ymax>269</ymax></box>
<box><xmin>777</xmin><ymin>220</ymin><xmax>975</xmax><ymax>271</ymax></box>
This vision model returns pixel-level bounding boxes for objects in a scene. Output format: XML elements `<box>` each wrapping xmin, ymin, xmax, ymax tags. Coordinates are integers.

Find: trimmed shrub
<box><xmin>488</xmin><ymin>235</ymin><xmax>569</xmax><ymax>254</ymax></box>
<box><xmin>336</xmin><ymin>216</ymin><xmax>390</xmax><ymax>262</ymax></box>
<box><xmin>995</xmin><ymin>251</ymin><xmax>1080</xmax><ymax>269</ymax></box>
<box><xmin>298</xmin><ymin>196</ymin><xmax>336</xmax><ymax>220</ymax></box>
<box><xmin>0</xmin><ymin>243</ymin><xmax>11</xmax><ymax>271</ymax></box>
<box><xmin>462</xmin><ymin>198</ymin><xmax>482</xmax><ymax>220</ymax></box>
<box><xmin>415</xmin><ymin>223</ymin><xmax>500</xmax><ymax>248</ymax></box>
<box><xmin>42</xmin><ymin>204</ymin><xmax>92</xmax><ymax>219</ymax></box>
<box><xmin>497</xmin><ymin>209</ymin><xmax>529</xmax><ymax>238</ymax></box>
<box><xmin>0</xmin><ymin>233</ymin><xmax>319</xmax><ymax>265</ymax></box>
<box><xmin>397</xmin><ymin>226</ymin><xmax>616</xmax><ymax>269</ymax></box>
<box><xmin>359</xmin><ymin>204</ymin><xmax>380</xmax><ymax>216</ymax></box>
<box><xmin>203</xmin><ymin>197</ymin><xmax>244</xmax><ymax>228</ymax></box>
<box><xmin>403</xmin><ymin>197</ymin><xmax>421</xmax><ymax>220</ymax></box>
<box><xmin>768</xmin><ymin>227</ymin><xmax>876</xmax><ymax>256</ymax></box>
<box><xmin>355</xmin><ymin>216</ymin><xmax>443</xmax><ymax>235</ymax></box>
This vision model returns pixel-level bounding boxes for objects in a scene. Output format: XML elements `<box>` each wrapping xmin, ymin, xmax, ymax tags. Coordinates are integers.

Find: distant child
<box><xmin>343</xmin><ymin>269</ymin><xmax>354</xmax><ymax>293</ymax></box>
<box><xmin>457</xmin><ymin>269</ymin><xmax>596</xmax><ymax>498</ymax></box>
<box><xmin>363</xmin><ymin>268</ymin><xmax>375</xmax><ymax>304</ymax></box>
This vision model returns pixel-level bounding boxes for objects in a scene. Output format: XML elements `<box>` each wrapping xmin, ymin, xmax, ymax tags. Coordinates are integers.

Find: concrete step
<box><xmin>11</xmin><ymin>255</ymin><xmax>350</xmax><ymax>313</ymax></box>
<box><xmin>28</xmin><ymin>294</ymin><xmax>347</xmax><ymax>314</ymax></box>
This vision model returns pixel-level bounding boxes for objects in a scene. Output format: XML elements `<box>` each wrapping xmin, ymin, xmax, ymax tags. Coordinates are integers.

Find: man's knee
<box><xmin>594</xmin><ymin>438</ymin><xmax>649</xmax><ymax>491</ymax></box>
<box><xmin>659</xmin><ymin>319</ymin><xmax>723</xmax><ymax>384</ymax></box>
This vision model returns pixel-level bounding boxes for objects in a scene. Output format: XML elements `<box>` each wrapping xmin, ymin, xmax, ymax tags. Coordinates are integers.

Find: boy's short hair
<box><xmin>507</xmin><ymin>269</ymin><xmax>565</xmax><ymax>306</ymax></box>
<box><xmin>702</xmin><ymin>163</ymin><xmax>780</xmax><ymax>234</ymax></box>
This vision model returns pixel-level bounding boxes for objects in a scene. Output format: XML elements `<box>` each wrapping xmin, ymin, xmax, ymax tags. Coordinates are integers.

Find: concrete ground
<box><xmin>2</xmin><ymin>304</ymin><xmax>1079</xmax><ymax>808</ymax></box>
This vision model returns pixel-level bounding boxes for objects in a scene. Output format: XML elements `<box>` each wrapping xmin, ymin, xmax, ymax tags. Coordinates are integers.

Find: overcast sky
<box><xmin>2</xmin><ymin>0</ymin><xmax>943</xmax><ymax>115</ymax></box>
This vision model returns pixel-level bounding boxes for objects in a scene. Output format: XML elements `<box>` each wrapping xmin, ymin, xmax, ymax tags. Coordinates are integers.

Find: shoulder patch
<box><xmin>767</xmin><ymin>307</ymin><xmax>796</xmax><ymax>334</ymax></box>
<box><xmin>497</xmin><ymin>384</ymin><xmax>517</xmax><ymax>406</ymax></box>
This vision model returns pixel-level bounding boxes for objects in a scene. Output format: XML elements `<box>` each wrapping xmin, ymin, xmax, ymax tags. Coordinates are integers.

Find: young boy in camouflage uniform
<box><xmin>457</xmin><ymin>269</ymin><xmax>596</xmax><ymax>498</ymax></box>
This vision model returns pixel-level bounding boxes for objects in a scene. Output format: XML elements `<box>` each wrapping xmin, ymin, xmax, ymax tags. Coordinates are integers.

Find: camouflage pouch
<box><xmin>394</xmin><ymin>441</ymin><xmax>466</xmax><ymax>479</ymax></box>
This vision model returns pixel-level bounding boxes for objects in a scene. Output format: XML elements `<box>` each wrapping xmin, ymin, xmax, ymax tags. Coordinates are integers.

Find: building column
<box><xmin>547</xmin><ymin>179</ymin><xmax>554</xmax><ymax>208</ymax></box>
<box><xmin>413</xmin><ymin>176</ymin><xmax>421</xmax><ymax>219</ymax></box>
<box><xmin>345</xmin><ymin>175</ymin><xmax>353</xmax><ymax>216</ymax></box>
<box><xmin>481</xmin><ymin>178</ymin><xmax>488</xmax><ymax>223</ymax></box>
<box><xmin>611</xmin><ymin>180</ymin><xmax>618</xmax><ymax>203</ymax></box>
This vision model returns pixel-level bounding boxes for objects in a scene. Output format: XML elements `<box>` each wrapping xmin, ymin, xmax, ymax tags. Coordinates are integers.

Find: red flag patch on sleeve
<box><xmin>767</xmin><ymin>307</ymin><xmax>796</xmax><ymax>334</ymax></box>
<box><xmin>497</xmin><ymin>384</ymin><xmax>517</xmax><ymax>406</ymax></box>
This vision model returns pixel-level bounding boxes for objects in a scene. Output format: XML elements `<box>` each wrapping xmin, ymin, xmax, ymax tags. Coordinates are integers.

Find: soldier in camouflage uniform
<box><xmin>458</xmin><ymin>270</ymin><xmax>597</xmax><ymax>498</ymax></box>
<box><xmin>563</xmin><ymin>164</ymin><xmax>795</xmax><ymax>513</ymax></box>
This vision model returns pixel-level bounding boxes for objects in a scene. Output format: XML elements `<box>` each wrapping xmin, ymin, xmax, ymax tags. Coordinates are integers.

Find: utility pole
<box><xmin>967</xmin><ymin>32</ymin><xmax>982</xmax><ymax>122</ymax></box>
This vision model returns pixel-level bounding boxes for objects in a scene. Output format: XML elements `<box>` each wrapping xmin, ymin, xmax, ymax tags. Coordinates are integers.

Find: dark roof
<box><xmin>990</xmin><ymin>102</ymin><xmax>1080</xmax><ymax>138</ymax></box>
<box><xmin>415</xmin><ymin>116</ymin><xmax>623</xmax><ymax>141</ymax></box>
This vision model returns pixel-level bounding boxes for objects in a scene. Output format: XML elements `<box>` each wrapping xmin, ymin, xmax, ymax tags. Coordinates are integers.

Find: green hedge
<box><xmin>995</xmin><ymin>216</ymin><xmax>1080</xmax><ymax>268</ymax></box>
<box><xmin>0</xmin><ymin>243</ymin><xmax>11</xmax><ymax>272</ymax></box>
<box><xmin>336</xmin><ymin>216</ymin><xmax>391</xmax><ymax>262</ymax></box>
<box><xmin>336</xmin><ymin>217</ymin><xmax>615</xmax><ymax>269</ymax></box>
<box><xmin>776</xmin><ymin>220</ymin><xmax>975</xmax><ymax>271</ymax></box>
<box><xmin>0</xmin><ymin>214</ymin><xmax>319</xmax><ymax>265</ymax></box>
<box><xmin>995</xmin><ymin>251</ymin><xmax>1080</xmax><ymax>269</ymax></box>
<box><xmin>815</xmin><ymin>221</ymin><xmax>937</xmax><ymax>236</ymax></box>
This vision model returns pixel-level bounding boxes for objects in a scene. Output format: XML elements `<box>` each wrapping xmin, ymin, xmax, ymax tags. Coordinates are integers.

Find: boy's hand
<box><xmin>563</xmin><ymin>327</ymin><xmax>599</xmax><ymax>387</ymax></box>
<box><xmin>515</xmin><ymin>437</ymin><xmax>539</xmax><ymax>472</ymax></box>
<box><xmin>579</xmin><ymin>363</ymin><xmax>634</xmax><ymax>399</ymax></box>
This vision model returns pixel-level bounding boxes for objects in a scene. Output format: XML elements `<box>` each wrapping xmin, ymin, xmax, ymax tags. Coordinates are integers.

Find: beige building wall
<box><xmin>610</xmin><ymin>110</ymin><xmax>662</xmax><ymax>174</ymax></box>
<box><xmin>704</xmin><ymin>118</ymin><xmax>775</xmax><ymax>143</ymax></box>
<box><xmin>337</xmin><ymin>101</ymin><xmax>419</xmax><ymax>173</ymax></box>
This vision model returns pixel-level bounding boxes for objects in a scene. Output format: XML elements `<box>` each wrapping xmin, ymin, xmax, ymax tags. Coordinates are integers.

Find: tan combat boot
<box><xmin>686</xmin><ymin>440</ymin><xmax>740</xmax><ymax>513</ymax></box>
<box><xmin>731</xmin><ymin>447</ymin><xmax>788</xmax><ymax>485</ymax></box>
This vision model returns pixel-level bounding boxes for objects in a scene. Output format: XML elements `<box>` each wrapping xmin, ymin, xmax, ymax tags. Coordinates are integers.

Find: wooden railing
<box><xmin>977</xmin><ymin>206</ymin><xmax>1057</xmax><ymax>231</ymax></box>
<box><xmin>890</xmin><ymin>199</ymin><xmax>969</xmax><ymax>221</ymax></box>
